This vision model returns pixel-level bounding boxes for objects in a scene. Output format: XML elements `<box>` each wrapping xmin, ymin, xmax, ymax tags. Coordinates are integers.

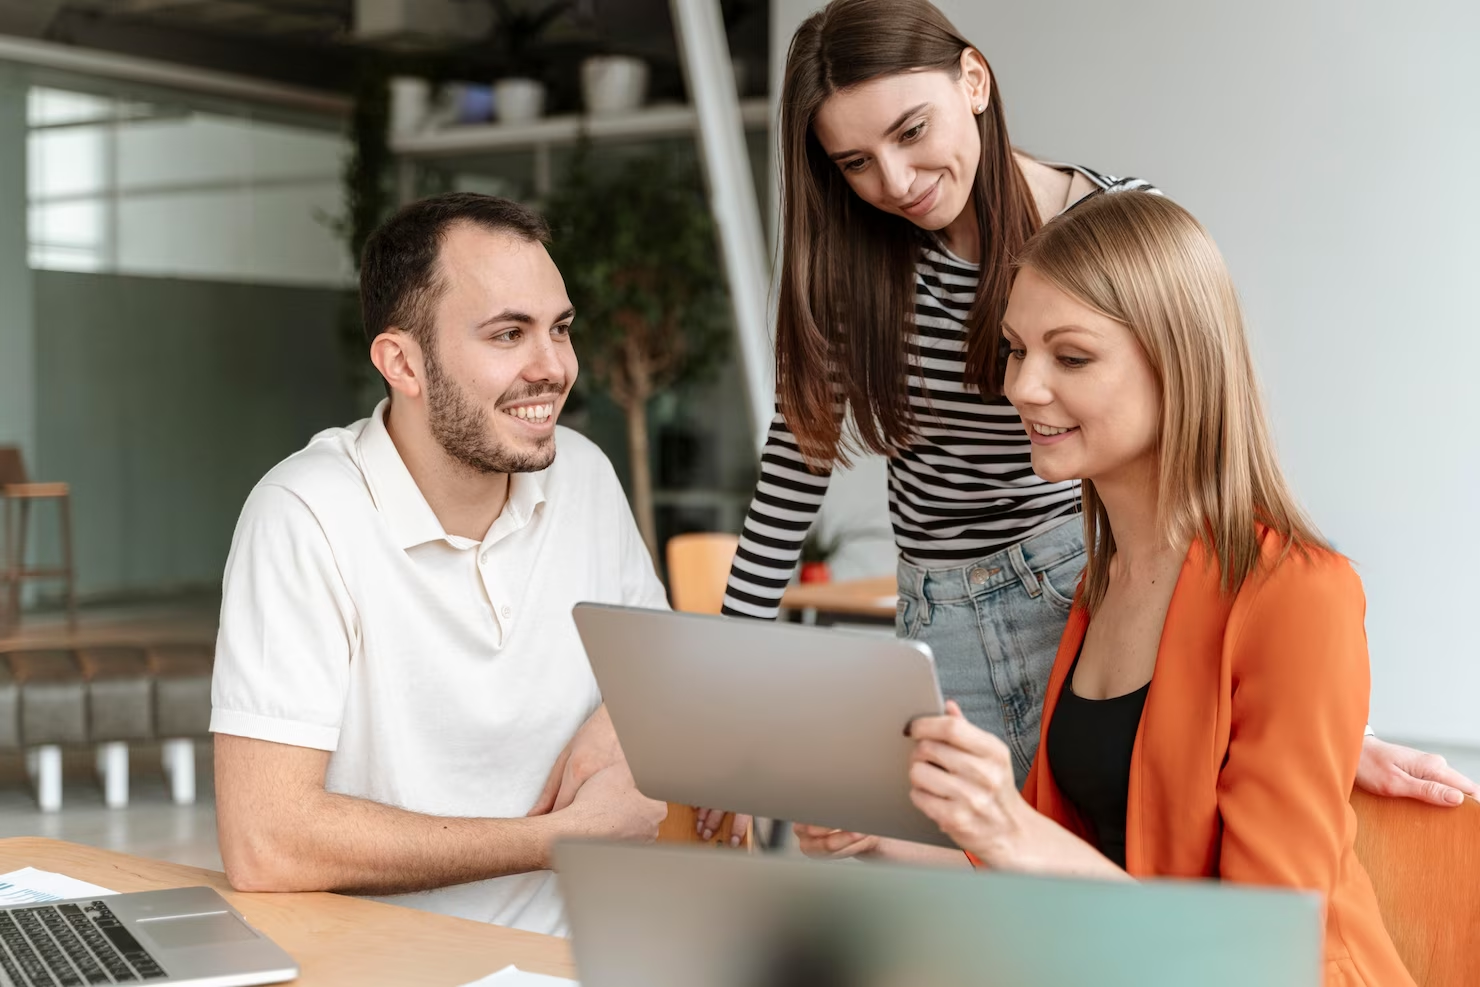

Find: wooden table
<box><xmin>0</xmin><ymin>839</ymin><xmax>574</xmax><ymax>986</ymax></box>
<box><xmin>780</xmin><ymin>576</ymin><xmax>898</xmax><ymax>622</ymax></box>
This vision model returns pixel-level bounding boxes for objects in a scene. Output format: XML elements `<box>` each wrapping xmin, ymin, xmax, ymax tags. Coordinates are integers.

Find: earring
<box><xmin>974</xmin><ymin>103</ymin><xmax>985</xmax><ymax>114</ymax></box>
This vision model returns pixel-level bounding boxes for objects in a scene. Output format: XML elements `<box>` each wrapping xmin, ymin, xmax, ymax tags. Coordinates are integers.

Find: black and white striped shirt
<box><xmin>722</xmin><ymin>166</ymin><xmax>1158</xmax><ymax>619</ymax></box>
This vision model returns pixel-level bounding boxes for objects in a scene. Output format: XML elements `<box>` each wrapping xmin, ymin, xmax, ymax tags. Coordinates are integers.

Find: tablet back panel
<box><xmin>571</xmin><ymin>603</ymin><xmax>952</xmax><ymax>847</ymax></box>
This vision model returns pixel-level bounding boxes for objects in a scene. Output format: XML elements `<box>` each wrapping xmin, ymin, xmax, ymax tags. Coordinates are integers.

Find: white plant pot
<box><xmin>388</xmin><ymin>75</ymin><xmax>431</xmax><ymax>136</ymax></box>
<box><xmin>494</xmin><ymin>78</ymin><xmax>546</xmax><ymax>124</ymax></box>
<box><xmin>581</xmin><ymin>56</ymin><xmax>649</xmax><ymax>116</ymax></box>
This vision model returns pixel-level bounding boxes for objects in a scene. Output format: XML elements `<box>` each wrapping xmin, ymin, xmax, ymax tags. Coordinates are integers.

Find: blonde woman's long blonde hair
<box><xmin>1015</xmin><ymin>191</ymin><xmax>1327</xmax><ymax>612</ymax></box>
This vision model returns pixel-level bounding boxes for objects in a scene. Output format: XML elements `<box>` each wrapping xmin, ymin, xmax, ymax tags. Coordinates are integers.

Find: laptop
<box><xmin>0</xmin><ymin>887</ymin><xmax>297</xmax><ymax>986</ymax></box>
<box><xmin>555</xmin><ymin>842</ymin><xmax>1324</xmax><ymax>987</ymax></box>
<box><xmin>571</xmin><ymin>603</ymin><xmax>953</xmax><ymax>847</ymax></box>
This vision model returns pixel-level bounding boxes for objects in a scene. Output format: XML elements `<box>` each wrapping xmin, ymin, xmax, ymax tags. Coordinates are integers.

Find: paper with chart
<box><xmin>0</xmin><ymin>868</ymin><xmax>117</xmax><ymax>906</ymax></box>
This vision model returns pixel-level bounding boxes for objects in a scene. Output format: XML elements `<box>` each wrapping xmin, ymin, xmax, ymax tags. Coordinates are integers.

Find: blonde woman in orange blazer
<box><xmin>896</xmin><ymin>191</ymin><xmax>1415</xmax><ymax>987</ymax></box>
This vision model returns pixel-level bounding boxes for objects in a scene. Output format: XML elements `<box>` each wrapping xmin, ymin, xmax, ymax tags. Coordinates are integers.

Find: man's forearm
<box><xmin>866</xmin><ymin>838</ymin><xmax>973</xmax><ymax>868</ymax></box>
<box><xmin>223</xmin><ymin>786</ymin><xmax>571</xmax><ymax>895</ymax></box>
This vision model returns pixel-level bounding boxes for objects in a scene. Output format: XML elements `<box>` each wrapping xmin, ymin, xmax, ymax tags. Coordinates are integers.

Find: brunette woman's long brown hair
<box><xmin>777</xmin><ymin>0</ymin><xmax>1041</xmax><ymax>466</ymax></box>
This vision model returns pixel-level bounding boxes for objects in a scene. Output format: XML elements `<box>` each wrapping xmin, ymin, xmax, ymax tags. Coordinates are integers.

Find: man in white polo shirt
<box><xmin>210</xmin><ymin>193</ymin><xmax>667</xmax><ymax>937</ymax></box>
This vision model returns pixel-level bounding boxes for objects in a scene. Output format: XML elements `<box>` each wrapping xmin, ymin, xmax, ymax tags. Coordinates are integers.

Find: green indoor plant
<box><xmin>328</xmin><ymin>58</ymin><xmax>395</xmax><ymax>408</ymax></box>
<box><xmin>544</xmin><ymin>143</ymin><xmax>730</xmax><ymax>560</ymax></box>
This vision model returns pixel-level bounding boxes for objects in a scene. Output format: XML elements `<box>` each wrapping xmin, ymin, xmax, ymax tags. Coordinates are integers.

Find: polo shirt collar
<box><xmin>358</xmin><ymin>399</ymin><xmax>549</xmax><ymax>551</ymax></box>
<box><xmin>488</xmin><ymin>463</ymin><xmax>548</xmax><ymax>548</ymax></box>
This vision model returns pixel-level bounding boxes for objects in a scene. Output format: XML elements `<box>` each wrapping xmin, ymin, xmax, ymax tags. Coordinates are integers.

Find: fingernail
<box><xmin>1445</xmin><ymin>789</ymin><xmax>1463</xmax><ymax>805</ymax></box>
<box><xmin>703</xmin><ymin>829</ymin><xmax>713</xmax><ymax>840</ymax></box>
<box><xmin>695</xmin><ymin>820</ymin><xmax>703</xmax><ymax>833</ymax></box>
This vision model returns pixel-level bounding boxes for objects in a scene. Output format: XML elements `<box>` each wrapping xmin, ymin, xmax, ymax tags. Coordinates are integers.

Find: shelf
<box><xmin>390</xmin><ymin>99</ymin><xmax>771</xmax><ymax>158</ymax></box>
<box><xmin>652</xmin><ymin>489</ymin><xmax>751</xmax><ymax>508</ymax></box>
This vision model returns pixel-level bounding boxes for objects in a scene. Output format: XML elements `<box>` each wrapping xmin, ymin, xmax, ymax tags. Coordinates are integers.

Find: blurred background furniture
<box><xmin>658</xmin><ymin>533</ymin><xmax>748</xmax><ymax>849</ymax></box>
<box><xmin>1351</xmin><ymin>788</ymin><xmax>1480</xmax><ymax>987</ymax></box>
<box><xmin>0</xmin><ymin>446</ymin><xmax>76</xmax><ymax>635</ymax></box>
<box><xmin>0</xmin><ymin>643</ymin><xmax>215</xmax><ymax>811</ymax></box>
<box><xmin>76</xmin><ymin>645</ymin><xmax>154</xmax><ymax>808</ymax></box>
<box><xmin>664</xmin><ymin>532</ymin><xmax>739</xmax><ymax>616</ymax></box>
<box><xmin>780</xmin><ymin>575</ymin><xmax>897</xmax><ymax>626</ymax></box>
<box><xmin>0</xmin><ymin>657</ymin><xmax>19</xmax><ymax>762</ymax></box>
<box><xmin>2</xmin><ymin>647</ymin><xmax>87</xmax><ymax>811</ymax></box>
<box><xmin>147</xmin><ymin>643</ymin><xmax>216</xmax><ymax>806</ymax></box>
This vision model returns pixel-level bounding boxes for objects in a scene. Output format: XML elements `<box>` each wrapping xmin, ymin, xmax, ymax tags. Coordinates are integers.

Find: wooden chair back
<box><xmin>1350</xmin><ymin>789</ymin><xmax>1480</xmax><ymax>987</ymax></box>
<box><xmin>0</xmin><ymin>448</ymin><xmax>26</xmax><ymax>488</ymax></box>
<box><xmin>664</xmin><ymin>533</ymin><xmax>739</xmax><ymax>616</ymax></box>
<box><xmin>656</xmin><ymin>531</ymin><xmax>748</xmax><ymax>848</ymax></box>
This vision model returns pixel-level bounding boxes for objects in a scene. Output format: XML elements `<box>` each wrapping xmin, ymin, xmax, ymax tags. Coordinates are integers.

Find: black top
<box><xmin>1044</xmin><ymin>652</ymin><xmax>1151</xmax><ymax>869</ymax></box>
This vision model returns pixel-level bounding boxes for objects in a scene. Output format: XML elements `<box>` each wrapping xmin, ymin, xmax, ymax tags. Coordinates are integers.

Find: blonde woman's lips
<box><xmin>1026</xmin><ymin>420</ymin><xmax>1079</xmax><ymax>445</ymax></box>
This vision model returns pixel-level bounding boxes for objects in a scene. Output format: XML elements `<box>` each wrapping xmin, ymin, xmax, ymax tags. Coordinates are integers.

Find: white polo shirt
<box><xmin>210</xmin><ymin>400</ymin><xmax>667</xmax><ymax>936</ymax></box>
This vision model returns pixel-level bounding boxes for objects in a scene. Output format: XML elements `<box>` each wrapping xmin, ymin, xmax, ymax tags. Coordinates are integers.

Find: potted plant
<box><xmin>545</xmin><ymin>144</ymin><xmax>729</xmax><ymax>561</ymax></box>
<box><xmin>487</xmin><ymin>0</ymin><xmax>570</xmax><ymax>122</ymax></box>
<box><xmin>326</xmin><ymin>59</ymin><xmax>395</xmax><ymax>410</ymax></box>
<box><xmin>798</xmin><ymin>530</ymin><xmax>839</xmax><ymax>584</ymax></box>
<box><xmin>580</xmin><ymin>54</ymin><xmax>648</xmax><ymax>116</ymax></box>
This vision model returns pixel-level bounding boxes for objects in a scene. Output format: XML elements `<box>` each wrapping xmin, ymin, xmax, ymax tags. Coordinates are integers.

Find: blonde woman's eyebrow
<box><xmin>1042</xmin><ymin>325</ymin><xmax>1099</xmax><ymax>342</ymax></box>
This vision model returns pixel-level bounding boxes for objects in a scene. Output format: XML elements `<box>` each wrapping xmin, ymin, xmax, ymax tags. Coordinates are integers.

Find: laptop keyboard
<box><xmin>0</xmin><ymin>901</ymin><xmax>167</xmax><ymax>986</ymax></box>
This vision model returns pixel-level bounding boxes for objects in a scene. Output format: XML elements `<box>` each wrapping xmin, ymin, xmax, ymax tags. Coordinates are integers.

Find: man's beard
<box><xmin>424</xmin><ymin>342</ymin><xmax>561</xmax><ymax>475</ymax></box>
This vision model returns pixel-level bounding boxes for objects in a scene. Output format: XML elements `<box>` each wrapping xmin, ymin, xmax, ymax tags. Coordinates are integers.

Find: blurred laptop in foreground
<box><xmin>555</xmin><ymin>842</ymin><xmax>1322</xmax><ymax>987</ymax></box>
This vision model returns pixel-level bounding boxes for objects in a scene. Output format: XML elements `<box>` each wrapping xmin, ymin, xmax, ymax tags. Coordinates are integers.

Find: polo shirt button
<box><xmin>501</xmin><ymin>605</ymin><xmax>512</xmax><ymax>619</ymax></box>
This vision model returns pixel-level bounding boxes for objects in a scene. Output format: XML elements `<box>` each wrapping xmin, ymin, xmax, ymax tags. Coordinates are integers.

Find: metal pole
<box><xmin>667</xmin><ymin>0</ymin><xmax>775</xmax><ymax>451</ymax></box>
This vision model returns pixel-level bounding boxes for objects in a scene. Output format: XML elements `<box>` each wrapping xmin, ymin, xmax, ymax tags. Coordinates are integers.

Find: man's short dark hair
<box><xmin>359</xmin><ymin>192</ymin><xmax>552</xmax><ymax>349</ymax></box>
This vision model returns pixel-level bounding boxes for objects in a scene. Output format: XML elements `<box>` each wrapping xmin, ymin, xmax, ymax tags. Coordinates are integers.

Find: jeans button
<box><xmin>969</xmin><ymin>566</ymin><xmax>1001</xmax><ymax>586</ymax></box>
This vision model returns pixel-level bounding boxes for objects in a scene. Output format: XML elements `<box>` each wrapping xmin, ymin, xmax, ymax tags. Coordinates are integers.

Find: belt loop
<box><xmin>1010</xmin><ymin>544</ymin><xmax>1041</xmax><ymax>598</ymax></box>
<box><xmin>918</xmin><ymin>569</ymin><xmax>934</xmax><ymax>626</ymax></box>
<box><xmin>899</xmin><ymin>560</ymin><xmax>933</xmax><ymax>625</ymax></box>
<box><xmin>898</xmin><ymin>559</ymin><xmax>924</xmax><ymax>598</ymax></box>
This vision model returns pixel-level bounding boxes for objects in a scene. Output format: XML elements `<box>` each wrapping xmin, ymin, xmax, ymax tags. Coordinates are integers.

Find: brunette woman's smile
<box><xmin>902</xmin><ymin>177</ymin><xmax>943</xmax><ymax>217</ymax></box>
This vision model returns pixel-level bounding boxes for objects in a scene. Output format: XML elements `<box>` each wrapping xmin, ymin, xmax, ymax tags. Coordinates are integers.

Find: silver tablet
<box><xmin>571</xmin><ymin>602</ymin><xmax>953</xmax><ymax>848</ymax></box>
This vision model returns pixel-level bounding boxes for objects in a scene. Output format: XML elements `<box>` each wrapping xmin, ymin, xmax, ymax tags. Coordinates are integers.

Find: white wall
<box><xmin>770</xmin><ymin>0</ymin><xmax>1480</xmax><ymax>745</ymax></box>
<box><xmin>33</xmin><ymin>271</ymin><xmax>355</xmax><ymax>599</ymax></box>
<box><xmin>0</xmin><ymin>68</ymin><xmax>36</xmax><ymax>464</ymax></box>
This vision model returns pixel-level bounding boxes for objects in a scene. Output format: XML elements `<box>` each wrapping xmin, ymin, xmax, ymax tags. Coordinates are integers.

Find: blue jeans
<box><xmin>896</xmin><ymin>517</ymin><xmax>1086</xmax><ymax>787</ymax></box>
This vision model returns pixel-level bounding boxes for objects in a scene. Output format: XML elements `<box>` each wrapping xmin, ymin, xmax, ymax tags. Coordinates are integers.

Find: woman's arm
<box><xmin>1216</xmin><ymin>553</ymin><xmax>1369</xmax><ymax>889</ymax></box>
<box><xmin>720</xmin><ymin>411</ymin><xmax>835</xmax><ymax>620</ymax></box>
<box><xmin>698</xmin><ymin>410</ymin><xmax>837</xmax><ymax>842</ymax></box>
<box><xmin>906</xmin><ymin>703</ymin><xmax>1132</xmax><ymax>882</ymax></box>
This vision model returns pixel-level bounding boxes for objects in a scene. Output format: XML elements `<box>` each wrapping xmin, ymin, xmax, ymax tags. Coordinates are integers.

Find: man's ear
<box><xmin>370</xmin><ymin>329</ymin><xmax>426</xmax><ymax>400</ymax></box>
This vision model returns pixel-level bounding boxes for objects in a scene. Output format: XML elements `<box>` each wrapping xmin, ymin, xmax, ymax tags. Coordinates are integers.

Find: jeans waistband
<box><xmin>896</xmin><ymin>515</ymin><xmax>1084</xmax><ymax>604</ymax></box>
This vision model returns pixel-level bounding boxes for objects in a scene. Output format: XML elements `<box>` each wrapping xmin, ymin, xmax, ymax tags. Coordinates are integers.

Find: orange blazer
<box><xmin>1020</xmin><ymin>532</ymin><xmax>1414</xmax><ymax>987</ymax></box>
